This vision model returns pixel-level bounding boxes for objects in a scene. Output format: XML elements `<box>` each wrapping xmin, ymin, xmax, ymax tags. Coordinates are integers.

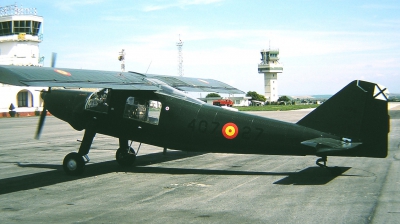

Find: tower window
<box><xmin>32</xmin><ymin>21</ymin><xmax>41</xmax><ymax>35</ymax></box>
<box><xmin>13</xmin><ymin>20</ymin><xmax>32</xmax><ymax>34</ymax></box>
<box><xmin>0</xmin><ymin>21</ymin><xmax>12</xmax><ymax>36</ymax></box>
<box><xmin>12</xmin><ymin>20</ymin><xmax>41</xmax><ymax>35</ymax></box>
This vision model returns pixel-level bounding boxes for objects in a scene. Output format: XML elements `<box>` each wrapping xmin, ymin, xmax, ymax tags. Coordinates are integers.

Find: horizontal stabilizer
<box><xmin>301</xmin><ymin>138</ymin><xmax>362</xmax><ymax>156</ymax></box>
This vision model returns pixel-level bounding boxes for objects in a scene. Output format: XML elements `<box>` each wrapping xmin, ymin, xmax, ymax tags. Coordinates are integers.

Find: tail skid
<box><xmin>297</xmin><ymin>80</ymin><xmax>389</xmax><ymax>158</ymax></box>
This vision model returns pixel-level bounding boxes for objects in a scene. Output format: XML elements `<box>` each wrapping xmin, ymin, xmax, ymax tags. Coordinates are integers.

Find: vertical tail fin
<box><xmin>297</xmin><ymin>80</ymin><xmax>389</xmax><ymax>158</ymax></box>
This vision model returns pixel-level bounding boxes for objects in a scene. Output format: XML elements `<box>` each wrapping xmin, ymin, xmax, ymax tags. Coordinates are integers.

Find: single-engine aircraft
<box><xmin>0</xmin><ymin>65</ymin><xmax>390</xmax><ymax>175</ymax></box>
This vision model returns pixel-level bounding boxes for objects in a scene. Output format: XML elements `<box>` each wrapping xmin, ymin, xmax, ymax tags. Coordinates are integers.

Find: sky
<box><xmin>2</xmin><ymin>0</ymin><xmax>400</xmax><ymax>96</ymax></box>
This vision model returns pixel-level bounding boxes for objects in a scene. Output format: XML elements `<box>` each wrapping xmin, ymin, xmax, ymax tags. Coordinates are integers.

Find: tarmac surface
<box><xmin>0</xmin><ymin>104</ymin><xmax>399</xmax><ymax>223</ymax></box>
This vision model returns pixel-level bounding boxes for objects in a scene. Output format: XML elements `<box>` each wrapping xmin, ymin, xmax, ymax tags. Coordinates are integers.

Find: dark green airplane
<box><xmin>0</xmin><ymin>65</ymin><xmax>390</xmax><ymax>175</ymax></box>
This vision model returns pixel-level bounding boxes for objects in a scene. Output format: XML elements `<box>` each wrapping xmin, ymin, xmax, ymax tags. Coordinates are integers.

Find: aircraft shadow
<box><xmin>273</xmin><ymin>167</ymin><xmax>352</xmax><ymax>185</ymax></box>
<box><xmin>0</xmin><ymin>150</ymin><xmax>203</xmax><ymax>195</ymax></box>
<box><xmin>0</xmin><ymin>151</ymin><xmax>353</xmax><ymax>195</ymax></box>
<box><xmin>129</xmin><ymin>166</ymin><xmax>352</xmax><ymax>185</ymax></box>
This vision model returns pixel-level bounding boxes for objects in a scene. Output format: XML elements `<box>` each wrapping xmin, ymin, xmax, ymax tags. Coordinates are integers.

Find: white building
<box><xmin>0</xmin><ymin>4</ymin><xmax>46</xmax><ymax>117</ymax></box>
<box><xmin>258</xmin><ymin>49</ymin><xmax>283</xmax><ymax>102</ymax></box>
<box><xmin>200</xmin><ymin>96</ymin><xmax>251</xmax><ymax>107</ymax></box>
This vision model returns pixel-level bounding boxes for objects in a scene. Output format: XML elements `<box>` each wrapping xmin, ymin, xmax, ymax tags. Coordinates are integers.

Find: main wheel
<box><xmin>63</xmin><ymin>152</ymin><xmax>85</xmax><ymax>175</ymax></box>
<box><xmin>116</xmin><ymin>147</ymin><xmax>136</xmax><ymax>167</ymax></box>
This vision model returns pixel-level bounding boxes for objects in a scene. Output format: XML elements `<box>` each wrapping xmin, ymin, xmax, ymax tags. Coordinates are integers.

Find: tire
<box><xmin>63</xmin><ymin>152</ymin><xmax>85</xmax><ymax>175</ymax></box>
<box><xmin>116</xmin><ymin>147</ymin><xmax>136</xmax><ymax>167</ymax></box>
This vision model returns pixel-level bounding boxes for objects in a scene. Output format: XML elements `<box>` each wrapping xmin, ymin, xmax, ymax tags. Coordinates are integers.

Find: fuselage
<box><xmin>44</xmin><ymin>88</ymin><xmax>338</xmax><ymax>157</ymax></box>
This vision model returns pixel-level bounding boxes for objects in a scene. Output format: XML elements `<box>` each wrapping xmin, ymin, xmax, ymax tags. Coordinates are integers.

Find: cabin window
<box><xmin>123</xmin><ymin>97</ymin><xmax>162</xmax><ymax>125</ymax></box>
<box><xmin>85</xmin><ymin>89</ymin><xmax>109</xmax><ymax>114</ymax></box>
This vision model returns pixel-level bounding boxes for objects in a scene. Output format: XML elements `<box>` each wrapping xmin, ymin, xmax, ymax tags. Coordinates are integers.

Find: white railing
<box><xmin>0</xmin><ymin>4</ymin><xmax>37</xmax><ymax>17</ymax></box>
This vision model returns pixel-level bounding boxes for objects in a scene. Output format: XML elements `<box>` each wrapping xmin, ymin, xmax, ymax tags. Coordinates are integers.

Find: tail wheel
<box><xmin>63</xmin><ymin>152</ymin><xmax>85</xmax><ymax>175</ymax></box>
<box><xmin>116</xmin><ymin>147</ymin><xmax>136</xmax><ymax>167</ymax></box>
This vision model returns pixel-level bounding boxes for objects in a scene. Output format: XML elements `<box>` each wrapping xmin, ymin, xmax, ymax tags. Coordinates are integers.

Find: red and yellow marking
<box><xmin>198</xmin><ymin>79</ymin><xmax>209</xmax><ymax>84</ymax></box>
<box><xmin>54</xmin><ymin>69</ymin><xmax>71</xmax><ymax>76</ymax></box>
<box><xmin>222</xmin><ymin>122</ymin><xmax>239</xmax><ymax>139</ymax></box>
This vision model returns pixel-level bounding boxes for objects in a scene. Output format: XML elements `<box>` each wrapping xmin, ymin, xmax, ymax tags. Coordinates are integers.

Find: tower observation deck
<box><xmin>0</xmin><ymin>4</ymin><xmax>43</xmax><ymax>66</ymax></box>
<box><xmin>258</xmin><ymin>49</ymin><xmax>283</xmax><ymax>102</ymax></box>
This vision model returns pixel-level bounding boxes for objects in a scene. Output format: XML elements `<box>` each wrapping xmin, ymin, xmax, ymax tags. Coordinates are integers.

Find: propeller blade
<box><xmin>35</xmin><ymin>88</ymin><xmax>50</xmax><ymax>140</ymax></box>
<box><xmin>51</xmin><ymin>52</ymin><xmax>57</xmax><ymax>68</ymax></box>
<box><xmin>35</xmin><ymin>103</ymin><xmax>47</xmax><ymax>140</ymax></box>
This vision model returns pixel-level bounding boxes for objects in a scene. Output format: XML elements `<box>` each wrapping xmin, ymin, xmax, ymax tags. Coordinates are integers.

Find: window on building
<box><xmin>17</xmin><ymin>90</ymin><xmax>33</xmax><ymax>107</ymax></box>
<box><xmin>0</xmin><ymin>21</ymin><xmax>12</xmax><ymax>36</ymax></box>
<box><xmin>13</xmin><ymin>20</ymin><xmax>32</xmax><ymax>34</ymax></box>
<box><xmin>32</xmin><ymin>21</ymin><xmax>41</xmax><ymax>35</ymax></box>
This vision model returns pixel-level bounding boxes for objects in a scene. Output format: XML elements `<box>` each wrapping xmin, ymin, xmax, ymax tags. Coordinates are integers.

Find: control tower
<box><xmin>258</xmin><ymin>49</ymin><xmax>283</xmax><ymax>102</ymax></box>
<box><xmin>0</xmin><ymin>4</ymin><xmax>45</xmax><ymax>118</ymax></box>
<box><xmin>0</xmin><ymin>4</ymin><xmax>43</xmax><ymax>66</ymax></box>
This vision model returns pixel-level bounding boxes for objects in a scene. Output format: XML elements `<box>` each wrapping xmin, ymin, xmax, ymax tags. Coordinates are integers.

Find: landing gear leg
<box><xmin>316</xmin><ymin>156</ymin><xmax>328</xmax><ymax>168</ymax></box>
<box><xmin>116</xmin><ymin>138</ymin><xmax>136</xmax><ymax>167</ymax></box>
<box><xmin>163</xmin><ymin>147</ymin><xmax>167</xmax><ymax>155</ymax></box>
<box><xmin>63</xmin><ymin>128</ymin><xmax>96</xmax><ymax>175</ymax></box>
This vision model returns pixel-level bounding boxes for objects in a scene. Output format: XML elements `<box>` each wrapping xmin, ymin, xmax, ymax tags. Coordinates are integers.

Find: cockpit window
<box><xmin>123</xmin><ymin>97</ymin><xmax>162</xmax><ymax>125</ymax></box>
<box><xmin>85</xmin><ymin>89</ymin><xmax>109</xmax><ymax>113</ymax></box>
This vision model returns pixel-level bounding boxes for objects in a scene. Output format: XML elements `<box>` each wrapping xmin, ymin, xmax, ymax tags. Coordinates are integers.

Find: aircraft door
<box><xmin>157</xmin><ymin>97</ymin><xmax>201</xmax><ymax>150</ymax></box>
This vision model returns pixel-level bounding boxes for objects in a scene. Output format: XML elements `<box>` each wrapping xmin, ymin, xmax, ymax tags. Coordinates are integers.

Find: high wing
<box><xmin>0</xmin><ymin>65</ymin><xmax>157</xmax><ymax>90</ymax></box>
<box><xmin>0</xmin><ymin>65</ymin><xmax>244</xmax><ymax>94</ymax></box>
<box><xmin>144</xmin><ymin>73</ymin><xmax>243</xmax><ymax>94</ymax></box>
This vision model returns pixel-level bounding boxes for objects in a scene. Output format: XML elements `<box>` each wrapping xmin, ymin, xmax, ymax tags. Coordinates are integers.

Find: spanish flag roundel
<box><xmin>222</xmin><ymin>122</ymin><xmax>239</xmax><ymax>139</ymax></box>
<box><xmin>54</xmin><ymin>69</ymin><xmax>71</xmax><ymax>76</ymax></box>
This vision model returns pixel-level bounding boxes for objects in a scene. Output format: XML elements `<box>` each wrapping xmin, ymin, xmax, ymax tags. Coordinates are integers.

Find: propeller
<box><xmin>51</xmin><ymin>52</ymin><xmax>57</xmax><ymax>68</ymax></box>
<box><xmin>36</xmin><ymin>52</ymin><xmax>57</xmax><ymax>139</ymax></box>
<box><xmin>35</xmin><ymin>89</ymin><xmax>50</xmax><ymax>140</ymax></box>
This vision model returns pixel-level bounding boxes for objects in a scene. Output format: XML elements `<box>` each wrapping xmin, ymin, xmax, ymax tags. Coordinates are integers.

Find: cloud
<box><xmin>361</xmin><ymin>3</ymin><xmax>400</xmax><ymax>10</ymax></box>
<box><xmin>143</xmin><ymin>4</ymin><xmax>172</xmax><ymax>12</ymax></box>
<box><xmin>50</xmin><ymin>23</ymin><xmax>400</xmax><ymax>94</ymax></box>
<box><xmin>101</xmin><ymin>15</ymin><xmax>137</xmax><ymax>22</ymax></box>
<box><xmin>143</xmin><ymin>0</ymin><xmax>224</xmax><ymax>12</ymax></box>
<box><xmin>54</xmin><ymin>0</ymin><xmax>104</xmax><ymax>12</ymax></box>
